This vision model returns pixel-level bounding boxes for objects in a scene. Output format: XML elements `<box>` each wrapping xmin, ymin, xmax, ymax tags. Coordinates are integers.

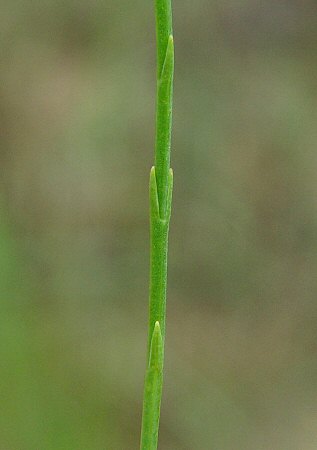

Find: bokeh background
<box><xmin>1</xmin><ymin>1</ymin><xmax>317</xmax><ymax>449</ymax></box>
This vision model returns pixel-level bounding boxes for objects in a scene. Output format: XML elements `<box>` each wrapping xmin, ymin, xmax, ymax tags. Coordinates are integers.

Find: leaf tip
<box><xmin>149</xmin><ymin>321</ymin><xmax>163</xmax><ymax>369</ymax></box>
<box><xmin>153</xmin><ymin>321</ymin><xmax>162</xmax><ymax>344</ymax></box>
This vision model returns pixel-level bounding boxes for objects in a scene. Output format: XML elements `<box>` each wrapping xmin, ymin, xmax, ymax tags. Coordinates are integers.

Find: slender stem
<box><xmin>140</xmin><ymin>1</ymin><xmax>174</xmax><ymax>449</ymax></box>
<box><xmin>155</xmin><ymin>3</ymin><xmax>174</xmax><ymax>219</ymax></box>
<box><xmin>140</xmin><ymin>321</ymin><xmax>164</xmax><ymax>450</ymax></box>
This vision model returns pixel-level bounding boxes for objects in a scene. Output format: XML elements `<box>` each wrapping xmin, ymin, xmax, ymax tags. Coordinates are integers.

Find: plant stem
<box><xmin>140</xmin><ymin>0</ymin><xmax>174</xmax><ymax>449</ymax></box>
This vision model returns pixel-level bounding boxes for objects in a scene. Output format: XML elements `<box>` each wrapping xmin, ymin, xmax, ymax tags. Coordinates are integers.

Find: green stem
<box><xmin>140</xmin><ymin>0</ymin><xmax>174</xmax><ymax>449</ymax></box>
<box><xmin>140</xmin><ymin>322</ymin><xmax>164</xmax><ymax>450</ymax></box>
<box><xmin>155</xmin><ymin>24</ymin><xmax>174</xmax><ymax>219</ymax></box>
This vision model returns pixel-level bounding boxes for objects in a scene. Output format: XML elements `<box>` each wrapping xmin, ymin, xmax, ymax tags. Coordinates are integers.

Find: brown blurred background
<box><xmin>1</xmin><ymin>1</ymin><xmax>317</xmax><ymax>449</ymax></box>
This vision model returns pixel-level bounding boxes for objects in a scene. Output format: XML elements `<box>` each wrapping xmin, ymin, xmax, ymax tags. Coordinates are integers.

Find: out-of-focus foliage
<box><xmin>1</xmin><ymin>1</ymin><xmax>317</xmax><ymax>449</ymax></box>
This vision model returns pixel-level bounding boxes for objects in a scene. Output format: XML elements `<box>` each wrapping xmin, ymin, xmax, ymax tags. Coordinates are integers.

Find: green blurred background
<box><xmin>1</xmin><ymin>1</ymin><xmax>317</xmax><ymax>449</ymax></box>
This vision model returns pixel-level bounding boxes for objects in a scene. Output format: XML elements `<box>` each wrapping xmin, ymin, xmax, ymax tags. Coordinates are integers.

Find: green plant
<box><xmin>139</xmin><ymin>0</ymin><xmax>174</xmax><ymax>449</ymax></box>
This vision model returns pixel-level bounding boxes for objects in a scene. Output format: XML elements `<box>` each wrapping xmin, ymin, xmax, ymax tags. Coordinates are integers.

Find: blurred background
<box><xmin>1</xmin><ymin>0</ymin><xmax>317</xmax><ymax>448</ymax></box>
